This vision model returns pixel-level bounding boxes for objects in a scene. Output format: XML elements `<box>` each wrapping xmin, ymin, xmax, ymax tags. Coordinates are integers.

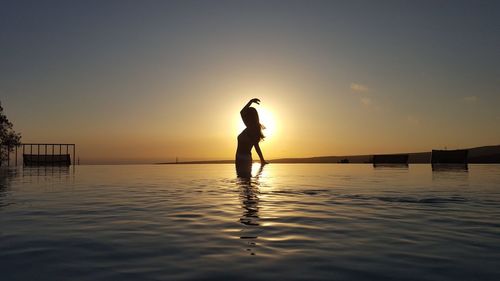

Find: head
<box><xmin>242</xmin><ymin>107</ymin><xmax>265</xmax><ymax>142</ymax></box>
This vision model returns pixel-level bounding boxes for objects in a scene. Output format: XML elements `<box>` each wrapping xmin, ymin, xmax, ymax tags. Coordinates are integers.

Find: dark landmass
<box><xmin>157</xmin><ymin>145</ymin><xmax>500</xmax><ymax>164</ymax></box>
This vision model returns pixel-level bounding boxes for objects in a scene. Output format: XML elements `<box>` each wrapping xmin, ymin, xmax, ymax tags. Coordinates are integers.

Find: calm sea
<box><xmin>1</xmin><ymin>164</ymin><xmax>499</xmax><ymax>281</ymax></box>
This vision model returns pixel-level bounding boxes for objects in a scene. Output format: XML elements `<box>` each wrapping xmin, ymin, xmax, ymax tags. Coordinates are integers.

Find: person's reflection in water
<box><xmin>237</xmin><ymin>164</ymin><xmax>265</xmax><ymax>255</ymax></box>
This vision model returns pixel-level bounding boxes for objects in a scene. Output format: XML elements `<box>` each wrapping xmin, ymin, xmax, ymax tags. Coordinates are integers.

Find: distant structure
<box><xmin>22</xmin><ymin>143</ymin><xmax>75</xmax><ymax>166</ymax></box>
<box><xmin>431</xmin><ymin>149</ymin><xmax>468</xmax><ymax>170</ymax></box>
<box><xmin>372</xmin><ymin>154</ymin><xmax>409</xmax><ymax>167</ymax></box>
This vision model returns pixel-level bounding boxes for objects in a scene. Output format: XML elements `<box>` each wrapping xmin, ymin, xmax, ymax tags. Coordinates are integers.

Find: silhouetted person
<box><xmin>236</xmin><ymin>98</ymin><xmax>268</xmax><ymax>178</ymax></box>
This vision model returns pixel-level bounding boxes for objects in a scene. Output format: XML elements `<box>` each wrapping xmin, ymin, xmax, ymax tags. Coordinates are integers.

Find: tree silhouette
<box><xmin>0</xmin><ymin>101</ymin><xmax>21</xmax><ymax>166</ymax></box>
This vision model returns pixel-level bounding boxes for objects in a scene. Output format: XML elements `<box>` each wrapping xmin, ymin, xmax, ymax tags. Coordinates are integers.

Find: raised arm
<box><xmin>241</xmin><ymin>98</ymin><xmax>260</xmax><ymax>115</ymax></box>
<box><xmin>254</xmin><ymin>143</ymin><xmax>269</xmax><ymax>165</ymax></box>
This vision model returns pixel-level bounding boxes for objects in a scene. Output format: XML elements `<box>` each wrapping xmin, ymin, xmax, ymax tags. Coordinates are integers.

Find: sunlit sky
<box><xmin>1</xmin><ymin>1</ymin><xmax>499</xmax><ymax>163</ymax></box>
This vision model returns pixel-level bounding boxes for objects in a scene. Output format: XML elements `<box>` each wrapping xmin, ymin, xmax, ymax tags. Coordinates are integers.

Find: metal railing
<box><xmin>0</xmin><ymin>143</ymin><xmax>76</xmax><ymax>166</ymax></box>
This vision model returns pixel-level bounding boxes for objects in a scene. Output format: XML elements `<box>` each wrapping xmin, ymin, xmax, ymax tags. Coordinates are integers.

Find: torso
<box><xmin>236</xmin><ymin>129</ymin><xmax>254</xmax><ymax>157</ymax></box>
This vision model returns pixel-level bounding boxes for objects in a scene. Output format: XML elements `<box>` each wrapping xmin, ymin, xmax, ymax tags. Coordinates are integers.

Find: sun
<box><xmin>236</xmin><ymin>106</ymin><xmax>276</xmax><ymax>139</ymax></box>
<box><xmin>258</xmin><ymin>107</ymin><xmax>276</xmax><ymax>139</ymax></box>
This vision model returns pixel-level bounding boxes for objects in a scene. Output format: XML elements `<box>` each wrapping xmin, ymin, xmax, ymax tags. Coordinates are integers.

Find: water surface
<box><xmin>1</xmin><ymin>164</ymin><xmax>500</xmax><ymax>280</ymax></box>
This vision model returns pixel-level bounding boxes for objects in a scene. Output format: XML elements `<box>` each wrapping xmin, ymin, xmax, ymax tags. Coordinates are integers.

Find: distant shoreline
<box><xmin>156</xmin><ymin>145</ymin><xmax>500</xmax><ymax>165</ymax></box>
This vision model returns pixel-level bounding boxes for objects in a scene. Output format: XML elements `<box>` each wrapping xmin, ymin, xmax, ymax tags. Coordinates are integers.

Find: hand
<box><xmin>250</xmin><ymin>98</ymin><xmax>261</xmax><ymax>105</ymax></box>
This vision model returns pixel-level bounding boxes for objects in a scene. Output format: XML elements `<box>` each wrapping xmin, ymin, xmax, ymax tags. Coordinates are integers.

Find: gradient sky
<box><xmin>1</xmin><ymin>0</ymin><xmax>499</xmax><ymax>163</ymax></box>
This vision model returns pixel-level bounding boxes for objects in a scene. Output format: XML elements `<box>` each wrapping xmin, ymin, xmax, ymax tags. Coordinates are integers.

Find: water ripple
<box><xmin>1</xmin><ymin>164</ymin><xmax>500</xmax><ymax>281</ymax></box>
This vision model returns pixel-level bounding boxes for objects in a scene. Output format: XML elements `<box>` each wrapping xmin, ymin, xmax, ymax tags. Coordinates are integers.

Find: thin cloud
<box><xmin>350</xmin><ymin>83</ymin><xmax>369</xmax><ymax>93</ymax></box>
<box><xmin>360</xmin><ymin>97</ymin><xmax>371</xmax><ymax>106</ymax></box>
<box><xmin>462</xmin><ymin>96</ymin><xmax>478</xmax><ymax>103</ymax></box>
<box><xmin>406</xmin><ymin>115</ymin><xmax>420</xmax><ymax>126</ymax></box>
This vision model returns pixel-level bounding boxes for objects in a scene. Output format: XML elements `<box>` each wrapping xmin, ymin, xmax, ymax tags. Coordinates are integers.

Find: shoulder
<box><xmin>240</xmin><ymin>107</ymin><xmax>249</xmax><ymax>117</ymax></box>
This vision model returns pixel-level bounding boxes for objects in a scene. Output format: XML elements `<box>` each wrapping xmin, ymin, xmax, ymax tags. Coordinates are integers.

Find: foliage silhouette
<box><xmin>0</xmin><ymin>101</ymin><xmax>21</xmax><ymax>166</ymax></box>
